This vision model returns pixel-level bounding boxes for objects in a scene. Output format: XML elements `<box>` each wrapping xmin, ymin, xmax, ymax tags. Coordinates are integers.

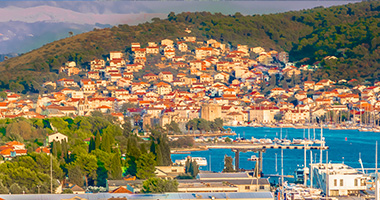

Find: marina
<box><xmin>171</xmin><ymin>126</ymin><xmax>380</xmax><ymax>180</ymax></box>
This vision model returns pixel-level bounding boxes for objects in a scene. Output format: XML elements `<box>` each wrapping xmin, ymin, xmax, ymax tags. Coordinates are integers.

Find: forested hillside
<box><xmin>0</xmin><ymin>112</ymin><xmax>172</xmax><ymax>193</ymax></box>
<box><xmin>1</xmin><ymin>1</ymin><xmax>380</xmax><ymax>93</ymax></box>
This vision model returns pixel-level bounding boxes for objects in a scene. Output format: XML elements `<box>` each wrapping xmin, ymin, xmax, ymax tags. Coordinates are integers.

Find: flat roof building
<box><xmin>310</xmin><ymin>163</ymin><xmax>368</xmax><ymax>196</ymax></box>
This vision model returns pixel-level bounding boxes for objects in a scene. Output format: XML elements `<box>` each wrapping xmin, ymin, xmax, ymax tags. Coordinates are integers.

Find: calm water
<box><xmin>171</xmin><ymin>127</ymin><xmax>380</xmax><ymax>178</ymax></box>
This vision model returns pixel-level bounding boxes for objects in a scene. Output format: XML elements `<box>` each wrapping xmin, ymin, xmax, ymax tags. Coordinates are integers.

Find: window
<box><xmin>334</xmin><ymin>179</ymin><xmax>337</xmax><ymax>186</ymax></box>
<box><xmin>361</xmin><ymin>179</ymin><xmax>366</xmax><ymax>186</ymax></box>
<box><xmin>171</xmin><ymin>169</ymin><xmax>177</xmax><ymax>172</ymax></box>
<box><xmin>260</xmin><ymin>186</ymin><xmax>265</xmax><ymax>190</ymax></box>
<box><xmin>245</xmin><ymin>186</ymin><xmax>250</xmax><ymax>190</ymax></box>
<box><xmin>340</xmin><ymin>179</ymin><xmax>344</xmax><ymax>186</ymax></box>
<box><xmin>354</xmin><ymin>179</ymin><xmax>358</xmax><ymax>186</ymax></box>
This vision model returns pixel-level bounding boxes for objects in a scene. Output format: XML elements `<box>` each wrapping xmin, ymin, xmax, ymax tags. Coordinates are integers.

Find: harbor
<box><xmin>171</xmin><ymin>126</ymin><xmax>380</xmax><ymax>180</ymax></box>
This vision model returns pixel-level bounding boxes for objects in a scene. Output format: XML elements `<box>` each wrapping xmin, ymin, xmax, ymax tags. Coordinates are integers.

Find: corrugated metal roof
<box><xmin>228</xmin><ymin>192</ymin><xmax>273</xmax><ymax>199</ymax></box>
<box><xmin>198</xmin><ymin>172</ymin><xmax>250</xmax><ymax>179</ymax></box>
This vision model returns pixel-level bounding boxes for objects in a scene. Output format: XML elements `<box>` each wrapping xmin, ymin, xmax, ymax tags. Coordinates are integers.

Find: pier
<box><xmin>206</xmin><ymin>144</ymin><xmax>329</xmax><ymax>173</ymax></box>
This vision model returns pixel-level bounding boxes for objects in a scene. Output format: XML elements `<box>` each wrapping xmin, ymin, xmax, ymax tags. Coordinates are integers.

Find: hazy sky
<box><xmin>0</xmin><ymin>0</ymin><xmax>362</xmax><ymax>54</ymax></box>
<box><xmin>0</xmin><ymin>1</ymin><xmax>362</xmax><ymax>23</ymax></box>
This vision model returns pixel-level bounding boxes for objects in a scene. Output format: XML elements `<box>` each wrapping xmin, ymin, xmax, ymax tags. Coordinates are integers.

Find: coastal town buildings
<box><xmin>0</xmin><ymin>37</ymin><xmax>376</xmax><ymax>131</ymax></box>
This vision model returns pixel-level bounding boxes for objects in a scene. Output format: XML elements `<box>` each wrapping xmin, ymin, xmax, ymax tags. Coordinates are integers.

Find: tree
<box><xmin>89</xmin><ymin>137</ymin><xmax>95</xmax><ymax>153</ymax></box>
<box><xmin>222</xmin><ymin>155</ymin><xmax>235</xmax><ymax>172</ymax></box>
<box><xmin>142</xmin><ymin>177</ymin><xmax>178</xmax><ymax>193</ymax></box>
<box><xmin>211</xmin><ymin>118</ymin><xmax>224</xmax><ymax>132</ymax></box>
<box><xmin>110</xmin><ymin>151</ymin><xmax>122</xmax><ymax>180</ymax></box>
<box><xmin>62</xmin><ymin>188</ymin><xmax>73</xmax><ymax>194</ymax></box>
<box><xmin>52</xmin><ymin>141</ymin><xmax>58</xmax><ymax>157</ymax></box>
<box><xmin>68</xmin><ymin>166</ymin><xmax>84</xmax><ymax>187</ymax></box>
<box><xmin>149</xmin><ymin>127</ymin><xmax>171</xmax><ymax>166</ymax></box>
<box><xmin>274</xmin><ymin>113</ymin><xmax>283</xmax><ymax>122</ymax></box>
<box><xmin>6</xmin><ymin>120</ymin><xmax>35</xmax><ymax>141</ymax></box>
<box><xmin>74</xmin><ymin>154</ymin><xmax>98</xmax><ymax>187</ymax></box>
<box><xmin>9</xmin><ymin>183</ymin><xmax>23</xmax><ymax>194</ymax></box>
<box><xmin>61</xmin><ymin>140</ymin><xmax>68</xmax><ymax>159</ymax></box>
<box><xmin>186</xmin><ymin>119</ymin><xmax>197</xmax><ymax>134</ymax></box>
<box><xmin>185</xmin><ymin>158</ymin><xmax>199</xmax><ymax>178</ymax></box>
<box><xmin>95</xmin><ymin>131</ymin><xmax>101</xmax><ymax>150</ymax></box>
<box><xmin>197</xmin><ymin>119</ymin><xmax>210</xmax><ymax>133</ymax></box>
<box><xmin>136</xmin><ymin>153</ymin><xmax>156</xmax><ymax>179</ymax></box>
<box><xmin>169</xmin><ymin>121</ymin><xmax>182</xmax><ymax>134</ymax></box>
<box><xmin>101</xmin><ymin>132</ymin><xmax>112</xmax><ymax>153</ymax></box>
<box><xmin>0</xmin><ymin>182</ymin><xmax>9</xmax><ymax>194</ymax></box>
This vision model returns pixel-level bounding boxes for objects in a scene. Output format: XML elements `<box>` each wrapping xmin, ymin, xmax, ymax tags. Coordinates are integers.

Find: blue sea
<box><xmin>171</xmin><ymin>127</ymin><xmax>380</xmax><ymax>179</ymax></box>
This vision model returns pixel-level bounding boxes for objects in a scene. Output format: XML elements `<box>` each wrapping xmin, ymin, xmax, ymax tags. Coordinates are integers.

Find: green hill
<box><xmin>1</xmin><ymin>1</ymin><xmax>380</xmax><ymax>93</ymax></box>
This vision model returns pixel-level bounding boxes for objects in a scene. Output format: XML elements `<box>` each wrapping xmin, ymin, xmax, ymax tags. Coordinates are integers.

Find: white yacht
<box><xmin>175</xmin><ymin>156</ymin><xmax>208</xmax><ymax>166</ymax></box>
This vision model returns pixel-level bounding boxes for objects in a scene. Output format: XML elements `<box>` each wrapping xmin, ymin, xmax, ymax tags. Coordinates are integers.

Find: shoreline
<box><xmin>140</xmin><ymin>132</ymin><xmax>237</xmax><ymax>138</ymax></box>
<box><xmin>226</xmin><ymin>124</ymin><xmax>380</xmax><ymax>132</ymax></box>
<box><xmin>171</xmin><ymin>146</ymin><xmax>209</xmax><ymax>154</ymax></box>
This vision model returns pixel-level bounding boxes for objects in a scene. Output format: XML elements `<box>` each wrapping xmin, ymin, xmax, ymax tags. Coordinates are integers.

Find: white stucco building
<box><xmin>310</xmin><ymin>163</ymin><xmax>368</xmax><ymax>196</ymax></box>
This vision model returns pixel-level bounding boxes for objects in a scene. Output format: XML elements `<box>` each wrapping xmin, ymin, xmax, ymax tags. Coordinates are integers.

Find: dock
<box><xmin>205</xmin><ymin>143</ymin><xmax>328</xmax><ymax>174</ymax></box>
<box><xmin>206</xmin><ymin>144</ymin><xmax>328</xmax><ymax>150</ymax></box>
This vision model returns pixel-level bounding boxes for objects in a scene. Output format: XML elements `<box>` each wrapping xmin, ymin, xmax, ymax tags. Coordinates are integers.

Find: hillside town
<box><xmin>0</xmin><ymin>32</ymin><xmax>377</xmax><ymax>133</ymax></box>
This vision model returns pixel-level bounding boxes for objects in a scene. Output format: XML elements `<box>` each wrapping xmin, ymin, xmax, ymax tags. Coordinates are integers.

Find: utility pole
<box><xmin>50</xmin><ymin>153</ymin><xmax>53</xmax><ymax>194</ymax></box>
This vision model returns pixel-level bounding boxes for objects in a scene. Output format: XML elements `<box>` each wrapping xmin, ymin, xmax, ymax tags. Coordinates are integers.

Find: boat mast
<box><xmin>304</xmin><ymin>144</ymin><xmax>307</xmax><ymax>186</ymax></box>
<box><xmin>275</xmin><ymin>153</ymin><xmax>277</xmax><ymax>173</ymax></box>
<box><xmin>310</xmin><ymin>150</ymin><xmax>313</xmax><ymax>188</ymax></box>
<box><xmin>320</xmin><ymin>123</ymin><xmax>323</xmax><ymax>163</ymax></box>
<box><xmin>281</xmin><ymin>148</ymin><xmax>284</xmax><ymax>199</ymax></box>
<box><xmin>376</xmin><ymin>141</ymin><xmax>379</xmax><ymax>200</ymax></box>
<box><xmin>303</xmin><ymin>128</ymin><xmax>305</xmax><ymax>139</ymax></box>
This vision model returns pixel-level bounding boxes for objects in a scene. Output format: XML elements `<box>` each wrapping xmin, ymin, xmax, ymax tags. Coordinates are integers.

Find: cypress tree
<box><xmin>89</xmin><ymin>137</ymin><xmax>95</xmax><ymax>153</ymax></box>
<box><xmin>101</xmin><ymin>132</ymin><xmax>111</xmax><ymax>153</ymax></box>
<box><xmin>155</xmin><ymin>144</ymin><xmax>163</xmax><ymax>166</ymax></box>
<box><xmin>190</xmin><ymin>160</ymin><xmax>199</xmax><ymax>178</ymax></box>
<box><xmin>0</xmin><ymin>182</ymin><xmax>9</xmax><ymax>194</ymax></box>
<box><xmin>160</xmin><ymin>134</ymin><xmax>171</xmax><ymax>166</ymax></box>
<box><xmin>95</xmin><ymin>131</ymin><xmax>101</xmax><ymax>150</ymax></box>
<box><xmin>110</xmin><ymin>151</ymin><xmax>122</xmax><ymax>179</ymax></box>
<box><xmin>61</xmin><ymin>140</ymin><xmax>68</xmax><ymax>159</ymax></box>
<box><xmin>52</xmin><ymin>141</ymin><xmax>57</xmax><ymax>157</ymax></box>
<box><xmin>56</xmin><ymin>141</ymin><xmax>62</xmax><ymax>158</ymax></box>
<box><xmin>222</xmin><ymin>155</ymin><xmax>235</xmax><ymax>172</ymax></box>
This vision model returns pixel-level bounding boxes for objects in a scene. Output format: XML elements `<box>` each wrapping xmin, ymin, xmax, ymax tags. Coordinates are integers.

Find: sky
<box><xmin>0</xmin><ymin>0</ymin><xmax>362</xmax><ymax>54</ymax></box>
<box><xmin>0</xmin><ymin>1</ymin><xmax>363</xmax><ymax>24</ymax></box>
